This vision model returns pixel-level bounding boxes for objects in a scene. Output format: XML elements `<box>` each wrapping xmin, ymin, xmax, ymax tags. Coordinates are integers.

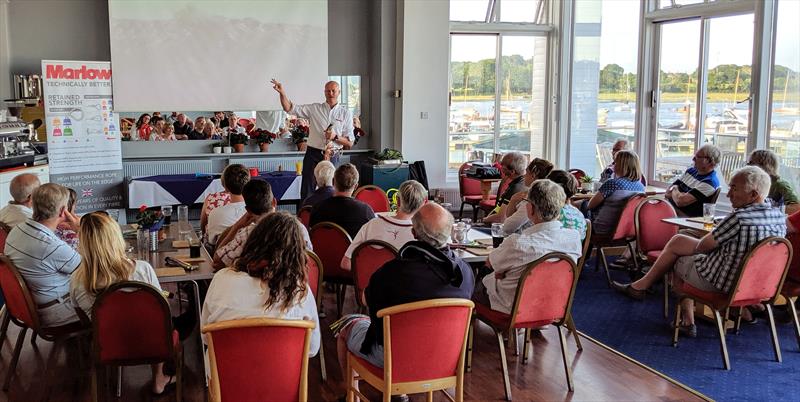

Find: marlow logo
<box><xmin>45</xmin><ymin>64</ymin><xmax>112</xmax><ymax>80</ymax></box>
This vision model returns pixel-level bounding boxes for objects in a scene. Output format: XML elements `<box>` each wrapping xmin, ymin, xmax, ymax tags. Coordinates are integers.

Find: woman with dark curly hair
<box><xmin>200</xmin><ymin>211</ymin><xmax>320</xmax><ymax>355</ymax></box>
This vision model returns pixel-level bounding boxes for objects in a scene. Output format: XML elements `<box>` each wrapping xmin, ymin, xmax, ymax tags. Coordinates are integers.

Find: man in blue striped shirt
<box><xmin>666</xmin><ymin>144</ymin><xmax>722</xmax><ymax>217</ymax></box>
<box><xmin>614</xmin><ymin>166</ymin><xmax>785</xmax><ymax>336</ymax></box>
<box><xmin>5</xmin><ymin>183</ymin><xmax>81</xmax><ymax>327</ymax></box>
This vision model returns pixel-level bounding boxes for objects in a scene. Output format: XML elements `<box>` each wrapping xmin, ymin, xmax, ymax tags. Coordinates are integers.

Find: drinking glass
<box><xmin>460</xmin><ymin>218</ymin><xmax>472</xmax><ymax>243</ymax></box>
<box><xmin>161</xmin><ymin>205</ymin><xmax>173</xmax><ymax>225</ymax></box>
<box><xmin>703</xmin><ymin>203</ymin><xmax>716</xmax><ymax>230</ymax></box>
<box><xmin>177</xmin><ymin>205</ymin><xmax>190</xmax><ymax>236</ymax></box>
<box><xmin>491</xmin><ymin>223</ymin><xmax>504</xmax><ymax>248</ymax></box>
<box><xmin>451</xmin><ymin>223</ymin><xmax>466</xmax><ymax>244</ymax></box>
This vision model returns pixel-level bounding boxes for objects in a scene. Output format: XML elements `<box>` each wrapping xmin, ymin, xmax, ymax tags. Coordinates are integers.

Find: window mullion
<box><xmin>696</xmin><ymin>18</ymin><xmax>710</xmax><ymax>151</ymax></box>
<box><xmin>494</xmin><ymin>34</ymin><xmax>502</xmax><ymax>156</ymax></box>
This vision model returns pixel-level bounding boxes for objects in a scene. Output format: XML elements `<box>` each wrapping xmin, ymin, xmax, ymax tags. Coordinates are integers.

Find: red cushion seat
<box><xmin>474</xmin><ymin>302</ymin><xmax>552</xmax><ymax>330</ymax></box>
<box><xmin>351</xmin><ymin>354</ymin><xmax>384</xmax><ymax>378</ymax></box>
<box><xmin>464</xmin><ymin>195</ymin><xmax>494</xmax><ymax>202</ymax></box>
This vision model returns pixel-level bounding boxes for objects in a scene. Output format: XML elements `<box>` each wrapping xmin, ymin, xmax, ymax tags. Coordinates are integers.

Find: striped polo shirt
<box><xmin>671</xmin><ymin>167</ymin><xmax>721</xmax><ymax>217</ymax></box>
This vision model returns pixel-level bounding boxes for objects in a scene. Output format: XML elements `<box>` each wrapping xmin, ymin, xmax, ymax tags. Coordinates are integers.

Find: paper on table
<box><xmin>172</xmin><ymin>240</ymin><xmax>190</xmax><ymax>248</ymax></box>
<box><xmin>155</xmin><ymin>267</ymin><xmax>186</xmax><ymax>277</ymax></box>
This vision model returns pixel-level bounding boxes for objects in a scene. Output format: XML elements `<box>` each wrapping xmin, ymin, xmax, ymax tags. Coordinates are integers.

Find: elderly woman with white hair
<box><xmin>614</xmin><ymin>166</ymin><xmax>786</xmax><ymax>337</ymax></box>
<box><xmin>748</xmin><ymin>149</ymin><xmax>799</xmax><ymax>214</ymax></box>
<box><xmin>301</xmin><ymin>160</ymin><xmax>336</xmax><ymax>208</ymax></box>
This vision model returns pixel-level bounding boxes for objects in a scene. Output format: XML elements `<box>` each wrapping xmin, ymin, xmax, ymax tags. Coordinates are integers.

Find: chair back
<box><xmin>203</xmin><ymin>318</ymin><xmax>314</xmax><ymax>402</ymax></box>
<box><xmin>309</xmin><ymin>222</ymin><xmax>353</xmax><ymax>281</ymax></box>
<box><xmin>305</xmin><ymin>250</ymin><xmax>324</xmax><ymax>308</ymax></box>
<box><xmin>0</xmin><ymin>221</ymin><xmax>11</xmax><ymax>253</ymax></box>
<box><xmin>569</xmin><ymin>169</ymin><xmax>587</xmax><ymax>183</ymax></box>
<box><xmin>0</xmin><ymin>256</ymin><xmax>39</xmax><ymax>330</ymax></box>
<box><xmin>458</xmin><ymin>162</ymin><xmax>483</xmax><ymax>198</ymax></box>
<box><xmin>610</xmin><ymin>193</ymin><xmax>646</xmax><ymax>241</ymax></box>
<box><xmin>635</xmin><ymin>197</ymin><xmax>677</xmax><ymax>254</ymax></box>
<box><xmin>92</xmin><ymin>281</ymin><xmax>176</xmax><ymax>365</ymax></box>
<box><xmin>378</xmin><ymin>299</ymin><xmax>473</xmax><ymax>384</ymax></box>
<box><xmin>353</xmin><ymin>185</ymin><xmax>390</xmax><ymax>213</ymax></box>
<box><xmin>709</xmin><ymin>187</ymin><xmax>722</xmax><ymax>204</ymax></box>
<box><xmin>297</xmin><ymin>206</ymin><xmax>313</xmax><ymax>228</ymax></box>
<box><xmin>510</xmin><ymin>253</ymin><xmax>578</xmax><ymax>329</ymax></box>
<box><xmin>729</xmin><ymin>237</ymin><xmax>792</xmax><ymax>306</ymax></box>
<box><xmin>576</xmin><ymin>220</ymin><xmax>592</xmax><ymax>272</ymax></box>
<box><xmin>352</xmin><ymin>241</ymin><xmax>398</xmax><ymax>307</ymax></box>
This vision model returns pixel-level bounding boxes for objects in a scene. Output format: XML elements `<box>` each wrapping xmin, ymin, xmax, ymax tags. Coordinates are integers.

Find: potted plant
<box><xmin>253</xmin><ymin>128</ymin><xmax>277</xmax><ymax>153</ymax></box>
<box><xmin>580</xmin><ymin>175</ymin><xmax>594</xmax><ymax>192</ymax></box>
<box><xmin>228</xmin><ymin>132</ymin><xmax>249</xmax><ymax>153</ymax></box>
<box><xmin>211</xmin><ymin>142</ymin><xmax>222</xmax><ymax>154</ymax></box>
<box><xmin>289</xmin><ymin>119</ymin><xmax>309</xmax><ymax>152</ymax></box>
<box><xmin>136</xmin><ymin>205</ymin><xmax>164</xmax><ymax>251</ymax></box>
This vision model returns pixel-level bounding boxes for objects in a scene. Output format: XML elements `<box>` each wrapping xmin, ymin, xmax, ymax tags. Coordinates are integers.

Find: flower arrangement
<box><xmin>228</xmin><ymin>132</ymin><xmax>249</xmax><ymax>146</ymax></box>
<box><xmin>136</xmin><ymin>205</ymin><xmax>163</xmax><ymax>230</ymax></box>
<box><xmin>252</xmin><ymin>128</ymin><xmax>277</xmax><ymax>145</ymax></box>
<box><xmin>289</xmin><ymin>118</ymin><xmax>310</xmax><ymax>145</ymax></box>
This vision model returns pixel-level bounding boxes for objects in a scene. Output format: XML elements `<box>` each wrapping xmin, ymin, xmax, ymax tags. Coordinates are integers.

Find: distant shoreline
<box><xmin>450</xmin><ymin>92</ymin><xmax>800</xmax><ymax>103</ymax></box>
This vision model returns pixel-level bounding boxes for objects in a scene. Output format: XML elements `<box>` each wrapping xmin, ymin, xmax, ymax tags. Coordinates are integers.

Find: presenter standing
<box><xmin>271</xmin><ymin>79</ymin><xmax>354</xmax><ymax>201</ymax></box>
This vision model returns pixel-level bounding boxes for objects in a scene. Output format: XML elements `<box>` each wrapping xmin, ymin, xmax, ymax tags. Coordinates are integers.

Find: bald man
<box><xmin>0</xmin><ymin>173</ymin><xmax>41</xmax><ymax>227</ymax></box>
<box><xmin>271</xmin><ymin>79</ymin><xmax>354</xmax><ymax>200</ymax></box>
<box><xmin>335</xmin><ymin>203</ymin><xmax>475</xmax><ymax>373</ymax></box>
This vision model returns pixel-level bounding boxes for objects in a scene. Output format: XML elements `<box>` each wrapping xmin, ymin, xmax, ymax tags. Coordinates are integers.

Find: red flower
<box><xmin>139</xmin><ymin>205</ymin><xmax>148</xmax><ymax>212</ymax></box>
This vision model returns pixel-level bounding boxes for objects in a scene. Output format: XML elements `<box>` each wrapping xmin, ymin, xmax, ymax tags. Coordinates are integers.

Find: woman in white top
<box><xmin>69</xmin><ymin>213</ymin><xmax>175</xmax><ymax>395</ymax></box>
<box><xmin>201</xmin><ymin>211</ymin><xmax>320</xmax><ymax>356</ymax></box>
<box><xmin>151</xmin><ymin>122</ymin><xmax>177</xmax><ymax>142</ymax></box>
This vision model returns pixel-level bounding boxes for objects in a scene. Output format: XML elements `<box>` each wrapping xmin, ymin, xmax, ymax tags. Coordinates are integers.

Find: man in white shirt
<box><xmin>271</xmin><ymin>79</ymin><xmax>354</xmax><ymax>200</ymax></box>
<box><xmin>206</xmin><ymin>164</ymin><xmax>250</xmax><ymax>245</ymax></box>
<box><xmin>0</xmin><ymin>173</ymin><xmax>41</xmax><ymax>227</ymax></box>
<box><xmin>474</xmin><ymin>179</ymin><xmax>582</xmax><ymax>314</ymax></box>
<box><xmin>341</xmin><ymin>180</ymin><xmax>428</xmax><ymax>270</ymax></box>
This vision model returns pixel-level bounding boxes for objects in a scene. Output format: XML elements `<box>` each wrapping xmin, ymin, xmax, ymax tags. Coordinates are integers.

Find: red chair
<box><xmin>297</xmin><ymin>206</ymin><xmax>313</xmax><ymax>228</ymax></box>
<box><xmin>353</xmin><ymin>185</ymin><xmax>390</xmax><ymax>213</ymax></box>
<box><xmin>633</xmin><ymin>197</ymin><xmax>678</xmax><ymax>317</ymax></box>
<box><xmin>780</xmin><ymin>234</ymin><xmax>800</xmax><ymax>351</ymax></box>
<box><xmin>569</xmin><ymin>169</ymin><xmax>587</xmax><ymax>183</ymax></box>
<box><xmin>305</xmin><ymin>250</ymin><xmax>327</xmax><ymax>381</ymax></box>
<box><xmin>203</xmin><ymin>318</ymin><xmax>315</xmax><ymax>402</ymax></box>
<box><xmin>351</xmin><ymin>240</ymin><xmax>398</xmax><ymax>309</ymax></box>
<box><xmin>672</xmin><ymin>237</ymin><xmax>792</xmax><ymax>370</ymax></box>
<box><xmin>467</xmin><ymin>253</ymin><xmax>581</xmax><ymax>399</ymax></box>
<box><xmin>592</xmin><ymin>193</ymin><xmax>647</xmax><ymax>287</ymax></box>
<box><xmin>478</xmin><ymin>178</ymin><xmax>510</xmax><ymax>217</ymax></box>
<box><xmin>91</xmin><ymin>281</ymin><xmax>182</xmax><ymax>401</ymax></box>
<box><xmin>0</xmin><ymin>256</ymin><xmax>88</xmax><ymax>395</ymax></box>
<box><xmin>576</xmin><ymin>219</ymin><xmax>592</xmax><ymax>272</ymax></box>
<box><xmin>346</xmin><ymin>299</ymin><xmax>474</xmax><ymax>402</ymax></box>
<box><xmin>459</xmin><ymin>162</ymin><xmax>495</xmax><ymax>221</ymax></box>
<box><xmin>0</xmin><ymin>222</ymin><xmax>11</xmax><ymax>352</ymax></box>
<box><xmin>310</xmin><ymin>222</ymin><xmax>353</xmax><ymax>317</ymax></box>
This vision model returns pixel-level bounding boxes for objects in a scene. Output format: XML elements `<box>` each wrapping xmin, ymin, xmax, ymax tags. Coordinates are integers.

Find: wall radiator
<box><xmin>124</xmin><ymin>160</ymin><xmax>213</xmax><ymax>178</ymax></box>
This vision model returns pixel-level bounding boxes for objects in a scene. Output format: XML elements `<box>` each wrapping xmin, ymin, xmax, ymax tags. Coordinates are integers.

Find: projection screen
<box><xmin>108</xmin><ymin>0</ymin><xmax>328</xmax><ymax>112</ymax></box>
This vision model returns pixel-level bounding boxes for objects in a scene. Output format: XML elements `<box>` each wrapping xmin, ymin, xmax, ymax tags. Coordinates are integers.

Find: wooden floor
<box><xmin>0</xmin><ymin>286</ymin><xmax>709</xmax><ymax>402</ymax></box>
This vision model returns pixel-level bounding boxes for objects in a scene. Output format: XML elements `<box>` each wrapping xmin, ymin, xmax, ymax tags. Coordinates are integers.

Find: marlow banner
<box><xmin>42</xmin><ymin>60</ymin><xmax>124</xmax><ymax>212</ymax></box>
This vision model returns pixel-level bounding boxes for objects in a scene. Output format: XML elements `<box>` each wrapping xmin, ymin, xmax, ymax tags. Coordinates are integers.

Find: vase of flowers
<box><xmin>228</xmin><ymin>132</ymin><xmax>249</xmax><ymax>153</ymax></box>
<box><xmin>580</xmin><ymin>175</ymin><xmax>595</xmax><ymax>192</ymax></box>
<box><xmin>289</xmin><ymin>118</ymin><xmax>309</xmax><ymax>151</ymax></box>
<box><xmin>253</xmin><ymin>128</ymin><xmax>277</xmax><ymax>152</ymax></box>
<box><xmin>136</xmin><ymin>205</ymin><xmax>163</xmax><ymax>251</ymax></box>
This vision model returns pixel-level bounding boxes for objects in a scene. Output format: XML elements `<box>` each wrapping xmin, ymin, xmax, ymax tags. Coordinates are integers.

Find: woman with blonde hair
<box><xmin>582</xmin><ymin>150</ymin><xmax>645</xmax><ymax>234</ymax></box>
<box><xmin>69</xmin><ymin>213</ymin><xmax>177</xmax><ymax>395</ymax></box>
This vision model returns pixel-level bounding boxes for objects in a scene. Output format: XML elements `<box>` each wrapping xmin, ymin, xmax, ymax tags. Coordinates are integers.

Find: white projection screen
<box><xmin>108</xmin><ymin>0</ymin><xmax>328</xmax><ymax>112</ymax></box>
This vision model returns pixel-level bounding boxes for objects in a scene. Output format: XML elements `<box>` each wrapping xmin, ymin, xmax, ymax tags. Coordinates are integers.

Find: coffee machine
<box><xmin>0</xmin><ymin>121</ymin><xmax>44</xmax><ymax>169</ymax></box>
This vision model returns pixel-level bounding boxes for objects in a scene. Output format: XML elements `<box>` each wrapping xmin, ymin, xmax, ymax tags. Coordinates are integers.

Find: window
<box><xmin>568</xmin><ymin>0</ymin><xmax>641</xmax><ymax>178</ymax></box>
<box><xmin>768</xmin><ymin>0</ymin><xmax>800</xmax><ymax>191</ymax></box>
<box><xmin>450</xmin><ymin>0</ymin><xmax>547</xmax><ymax>23</ymax></box>
<box><xmin>328</xmin><ymin>75</ymin><xmax>361</xmax><ymax>118</ymax></box>
<box><xmin>658</xmin><ymin>0</ymin><xmax>717</xmax><ymax>9</ymax></box>
<box><xmin>450</xmin><ymin>0</ymin><xmax>492</xmax><ymax>22</ymax></box>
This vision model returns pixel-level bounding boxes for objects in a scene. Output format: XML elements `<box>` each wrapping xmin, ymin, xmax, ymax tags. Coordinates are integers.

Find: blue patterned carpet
<box><xmin>571</xmin><ymin>258</ymin><xmax>800</xmax><ymax>401</ymax></box>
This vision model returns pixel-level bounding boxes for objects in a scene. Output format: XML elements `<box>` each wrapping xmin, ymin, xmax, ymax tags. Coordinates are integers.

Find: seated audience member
<box><xmin>150</xmin><ymin>116</ymin><xmax>166</xmax><ymax>139</ymax></box>
<box><xmin>133</xmin><ymin>113</ymin><xmax>152</xmax><ymax>141</ymax></box>
<box><xmin>201</xmin><ymin>211</ymin><xmax>320</xmax><ymax>355</ymax></box>
<box><xmin>748</xmin><ymin>149</ymin><xmax>799</xmax><ymax>214</ymax></box>
<box><xmin>214</xmin><ymin>111</ymin><xmax>228</xmax><ymax>128</ymax></box>
<box><xmin>5</xmin><ymin>184</ymin><xmax>81</xmax><ymax>327</ymax></box>
<box><xmin>213</xmin><ymin>180</ymin><xmax>311</xmax><ymax>270</ymax></box>
<box><xmin>151</xmin><ymin>124</ymin><xmax>177</xmax><ymax>142</ymax></box>
<box><xmin>173</xmin><ymin>113</ymin><xmax>191</xmax><ymax>139</ymax></box>
<box><xmin>202</xmin><ymin>117</ymin><xmax>222</xmax><ymax>140</ymax></box>
<box><xmin>500</xmin><ymin>158</ymin><xmax>555</xmax><ymax>233</ymax></box>
<box><xmin>224</xmin><ymin>113</ymin><xmax>245</xmax><ymax>136</ymax></box>
<box><xmin>666</xmin><ymin>144</ymin><xmax>721</xmax><ymax>217</ymax></box>
<box><xmin>483</xmin><ymin>152</ymin><xmax>528</xmax><ymax>224</ymax></box>
<box><xmin>505</xmin><ymin>170</ymin><xmax>587</xmax><ymax>239</ymax></box>
<box><xmin>341</xmin><ymin>180</ymin><xmax>428</xmax><ymax>271</ymax></box>
<box><xmin>0</xmin><ymin>173</ymin><xmax>41</xmax><ymax>227</ymax></box>
<box><xmin>69</xmin><ymin>212</ymin><xmax>175</xmax><ymax>394</ymax></box>
<box><xmin>309</xmin><ymin>163</ymin><xmax>375</xmax><ymax>238</ymax></box>
<box><xmin>188</xmin><ymin>117</ymin><xmax>208</xmax><ymax>140</ymax></box>
<box><xmin>336</xmin><ymin>203</ymin><xmax>475</xmax><ymax>369</ymax></box>
<box><xmin>581</xmin><ymin>150</ymin><xmax>645</xmax><ymax>235</ymax></box>
<box><xmin>200</xmin><ymin>171</ymin><xmax>235</xmax><ymax>234</ymax></box>
<box><xmin>613</xmin><ymin>166</ymin><xmax>786</xmax><ymax>336</ymax></box>
<box><xmin>55</xmin><ymin>188</ymin><xmax>79</xmax><ymax>249</ymax></box>
<box><xmin>206</xmin><ymin>164</ymin><xmax>250</xmax><ymax>245</ymax></box>
<box><xmin>600</xmin><ymin>139</ymin><xmax>629</xmax><ymax>182</ymax></box>
<box><xmin>474</xmin><ymin>179</ymin><xmax>582</xmax><ymax>314</ymax></box>
<box><xmin>302</xmin><ymin>161</ymin><xmax>336</xmax><ymax>208</ymax></box>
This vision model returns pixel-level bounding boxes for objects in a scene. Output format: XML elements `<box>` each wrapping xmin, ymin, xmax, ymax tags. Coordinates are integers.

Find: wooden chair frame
<box><xmin>203</xmin><ymin>318</ymin><xmax>314</xmax><ymax>402</ymax></box>
<box><xmin>305</xmin><ymin>250</ymin><xmax>327</xmax><ymax>382</ymax></box>
<box><xmin>351</xmin><ymin>240</ymin><xmax>399</xmax><ymax>309</ymax></box>
<box><xmin>309</xmin><ymin>221</ymin><xmax>354</xmax><ymax>317</ymax></box>
<box><xmin>576</xmin><ymin>219</ymin><xmax>592</xmax><ymax>273</ymax></box>
<box><xmin>458</xmin><ymin>161</ymin><xmax>489</xmax><ymax>221</ymax></box>
<box><xmin>633</xmin><ymin>197</ymin><xmax>678</xmax><ymax>318</ymax></box>
<box><xmin>466</xmin><ymin>253</ymin><xmax>581</xmax><ymax>400</ymax></box>
<box><xmin>346</xmin><ymin>299</ymin><xmax>474</xmax><ymax>402</ymax></box>
<box><xmin>297</xmin><ymin>205</ymin><xmax>313</xmax><ymax>228</ymax></box>
<box><xmin>353</xmin><ymin>185</ymin><xmax>391</xmax><ymax>212</ymax></box>
<box><xmin>672</xmin><ymin>237</ymin><xmax>793</xmax><ymax>370</ymax></box>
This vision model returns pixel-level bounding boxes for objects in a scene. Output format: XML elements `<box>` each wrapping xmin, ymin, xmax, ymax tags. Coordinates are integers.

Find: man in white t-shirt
<box><xmin>206</xmin><ymin>164</ymin><xmax>250</xmax><ymax>245</ymax></box>
<box><xmin>0</xmin><ymin>173</ymin><xmax>41</xmax><ymax>227</ymax></box>
<box><xmin>341</xmin><ymin>180</ymin><xmax>428</xmax><ymax>271</ymax></box>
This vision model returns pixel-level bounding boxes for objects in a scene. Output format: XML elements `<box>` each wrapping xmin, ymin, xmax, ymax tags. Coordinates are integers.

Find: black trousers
<box><xmin>301</xmin><ymin>145</ymin><xmax>340</xmax><ymax>201</ymax></box>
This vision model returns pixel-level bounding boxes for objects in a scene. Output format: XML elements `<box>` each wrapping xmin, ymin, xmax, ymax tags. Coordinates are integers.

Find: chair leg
<box><xmin>565</xmin><ymin>314</ymin><xmax>582</xmax><ymax>351</ymax></box>
<box><xmin>593</xmin><ymin>245</ymin><xmax>600</xmax><ymax>273</ymax></box>
<box><xmin>672</xmin><ymin>300</ymin><xmax>683</xmax><ymax>347</ymax></box>
<box><xmin>522</xmin><ymin>329</ymin><xmax>530</xmax><ymax>364</ymax></box>
<box><xmin>43</xmin><ymin>338</ymin><xmax>63</xmax><ymax>401</ymax></box>
<box><xmin>426</xmin><ymin>391</ymin><xmax>434</xmax><ymax>402</ymax></box>
<box><xmin>510</xmin><ymin>329</ymin><xmax>519</xmax><ymax>356</ymax></box>
<box><xmin>4</xmin><ymin>327</ymin><xmax>27</xmax><ymax>391</ymax></box>
<box><xmin>335</xmin><ymin>284</ymin><xmax>345</xmax><ymax>318</ymax></box>
<box><xmin>495</xmin><ymin>331</ymin><xmax>512</xmax><ymax>401</ymax></box>
<box><xmin>345</xmin><ymin>355</ymin><xmax>355</xmax><ymax>402</ymax></box>
<box><xmin>459</xmin><ymin>202</ymin><xmax>466</xmax><ymax>219</ymax></box>
<box><xmin>176</xmin><ymin>347</ymin><xmax>184</xmax><ymax>402</ymax></box>
<box><xmin>787</xmin><ymin>297</ymin><xmax>800</xmax><ymax>350</ymax></box>
<box><xmin>735</xmin><ymin>306</ymin><xmax>744</xmax><ymax>334</ymax></box>
<box><xmin>115</xmin><ymin>366</ymin><xmax>122</xmax><ymax>397</ymax></box>
<box><xmin>599</xmin><ymin>248</ymin><xmax>613</xmax><ymax>287</ymax></box>
<box><xmin>556</xmin><ymin>326</ymin><xmax>575</xmax><ymax>392</ymax></box>
<box><xmin>663</xmin><ymin>273</ymin><xmax>670</xmax><ymax>319</ymax></box>
<box><xmin>30</xmin><ymin>332</ymin><xmax>37</xmax><ymax>347</ymax></box>
<box><xmin>713</xmin><ymin>309</ymin><xmax>731</xmax><ymax>370</ymax></box>
<box><xmin>0</xmin><ymin>307</ymin><xmax>9</xmax><ymax>353</ymax></box>
<box><xmin>765</xmin><ymin>304</ymin><xmax>782</xmax><ymax>363</ymax></box>
<box><xmin>466</xmin><ymin>318</ymin><xmax>475</xmax><ymax>373</ymax></box>
<box><xmin>318</xmin><ymin>341</ymin><xmax>328</xmax><ymax>381</ymax></box>
<box><xmin>91</xmin><ymin>362</ymin><xmax>99</xmax><ymax>402</ymax></box>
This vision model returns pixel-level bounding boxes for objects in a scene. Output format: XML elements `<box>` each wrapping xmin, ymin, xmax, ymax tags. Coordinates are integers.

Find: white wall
<box><xmin>398</xmin><ymin>0</ymin><xmax>450</xmax><ymax>188</ymax></box>
<box><xmin>0</xmin><ymin>0</ymin><xmax>10</xmax><ymax>99</ymax></box>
